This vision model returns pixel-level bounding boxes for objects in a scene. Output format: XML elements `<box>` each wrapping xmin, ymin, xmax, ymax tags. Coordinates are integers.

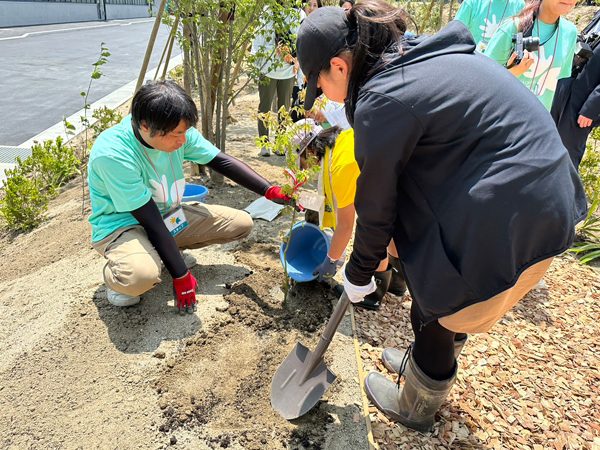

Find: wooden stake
<box><xmin>161</xmin><ymin>15</ymin><xmax>180</xmax><ymax>80</ymax></box>
<box><xmin>135</xmin><ymin>0</ymin><xmax>167</xmax><ymax>94</ymax></box>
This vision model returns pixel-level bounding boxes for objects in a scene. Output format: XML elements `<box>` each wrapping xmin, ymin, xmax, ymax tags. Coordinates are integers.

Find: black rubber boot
<box><xmin>387</xmin><ymin>254</ymin><xmax>407</xmax><ymax>296</ymax></box>
<box><xmin>364</xmin><ymin>350</ymin><xmax>457</xmax><ymax>433</ymax></box>
<box><xmin>353</xmin><ymin>266</ymin><xmax>392</xmax><ymax>311</ymax></box>
<box><xmin>382</xmin><ymin>335</ymin><xmax>468</xmax><ymax>374</ymax></box>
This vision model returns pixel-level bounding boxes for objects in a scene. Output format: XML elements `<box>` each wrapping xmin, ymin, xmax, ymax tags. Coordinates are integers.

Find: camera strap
<box><xmin>481</xmin><ymin>0</ymin><xmax>510</xmax><ymax>44</ymax></box>
<box><xmin>529</xmin><ymin>17</ymin><xmax>560</xmax><ymax>97</ymax></box>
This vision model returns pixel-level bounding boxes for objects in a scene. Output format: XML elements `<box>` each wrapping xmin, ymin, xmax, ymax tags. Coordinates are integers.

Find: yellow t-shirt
<box><xmin>330</xmin><ymin>129</ymin><xmax>359</xmax><ymax>209</ymax></box>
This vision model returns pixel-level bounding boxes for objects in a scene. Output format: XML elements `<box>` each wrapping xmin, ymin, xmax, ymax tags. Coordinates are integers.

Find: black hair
<box><xmin>307</xmin><ymin>126</ymin><xmax>342</xmax><ymax>160</ymax></box>
<box><xmin>319</xmin><ymin>0</ymin><xmax>412</xmax><ymax>127</ymax></box>
<box><xmin>339</xmin><ymin>0</ymin><xmax>354</xmax><ymax>7</ymax></box>
<box><xmin>131</xmin><ymin>80</ymin><xmax>198</xmax><ymax>137</ymax></box>
<box><xmin>517</xmin><ymin>0</ymin><xmax>541</xmax><ymax>33</ymax></box>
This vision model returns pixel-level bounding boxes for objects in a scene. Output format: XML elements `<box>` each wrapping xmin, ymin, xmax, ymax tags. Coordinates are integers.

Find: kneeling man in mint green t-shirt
<box><xmin>88</xmin><ymin>80</ymin><xmax>294</xmax><ymax>314</ymax></box>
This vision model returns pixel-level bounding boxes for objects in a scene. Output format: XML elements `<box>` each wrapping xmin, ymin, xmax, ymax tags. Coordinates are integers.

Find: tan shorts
<box><xmin>438</xmin><ymin>258</ymin><xmax>553</xmax><ymax>334</ymax></box>
<box><xmin>92</xmin><ymin>202</ymin><xmax>253</xmax><ymax>296</ymax></box>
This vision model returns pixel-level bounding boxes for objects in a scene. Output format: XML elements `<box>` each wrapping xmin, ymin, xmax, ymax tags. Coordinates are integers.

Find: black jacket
<box><xmin>345</xmin><ymin>21</ymin><xmax>587</xmax><ymax>324</ymax></box>
<box><xmin>552</xmin><ymin>42</ymin><xmax>600</xmax><ymax>168</ymax></box>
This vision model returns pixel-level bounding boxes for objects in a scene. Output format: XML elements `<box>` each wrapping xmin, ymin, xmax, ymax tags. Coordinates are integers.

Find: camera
<box><xmin>509</xmin><ymin>33</ymin><xmax>540</xmax><ymax>67</ymax></box>
<box><xmin>572</xmin><ymin>40</ymin><xmax>595</xmax><ymax>76</ymax></box>
<box><xmin>571</xmin><ymin>9</ymin><xmax>600</xmax><ymax>76</ymax></box>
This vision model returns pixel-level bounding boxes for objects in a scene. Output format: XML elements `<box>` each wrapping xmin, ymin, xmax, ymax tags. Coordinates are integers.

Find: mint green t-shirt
<box><xmin>454</xmin><ymin>0</ymin><xmax>525</xmax><ymax>53</ymax></box>
<box><xmin>485</xmin><ymin>17</ymin><xmax>577</xmax><ymax>111</ymax></box>
<box><xmin>88</xmin><ymin>115</ymin><xmax>220</xmax><ymax>241</ymax></box>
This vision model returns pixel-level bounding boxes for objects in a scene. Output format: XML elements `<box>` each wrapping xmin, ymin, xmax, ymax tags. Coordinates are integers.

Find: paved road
<box><xmin>0</xmin><ymin>19</ymin><xmax>181</xmax><ymax>146</ymax></box>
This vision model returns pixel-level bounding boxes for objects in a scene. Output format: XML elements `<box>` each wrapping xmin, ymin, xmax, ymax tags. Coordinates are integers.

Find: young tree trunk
<box><xmin>161</xmin><ymin>15</ymin><xmax>180</xmax><ymax>80</ymax></box>
<box><xmin>227</xmin><ymin>41</ymin><xmax>250</xmax><ymax>103</ymax></box>
<box><xmin>209</xmin><ymin>8</ymin><xmax>233</xmax><ymax>116</ymax></box>
<box><xmin>448</xmin><ymin>0</ymin><xmax>457</xmax><ymax>21</ymax></box>
<box><xmin>420</xmin><ymin>0</ymin><xmax>437</xmax><ymax>34</ymax></box>
<box><xmin>221</xmin><ymin>21</ymin><xmax>234</xmax><ymax>152</ymax></box>
<box><xmin>183</xmin><ymin>22</ymin><xmax>192</xmax><ymax>95</ymax></box>
<box><xmin>190</xmin><ymin>23</ymin><xmax>209</xmax><ymax>138</ymax></box>
<box><xmin>436</xmin><ymin>0</ymin><xmax>444</xmax><ymax>31</ymax></box>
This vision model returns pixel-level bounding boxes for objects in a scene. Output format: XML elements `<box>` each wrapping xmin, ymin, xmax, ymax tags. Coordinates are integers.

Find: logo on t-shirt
<box><xmin>148</xmin><ymin>174</ymin><xmax>185</xmax><ymax>209</ymax></box>
<box><xmin>522</xmin><ymin>46</ymin><xmax>561</xmax><ymax>96</ymax></box>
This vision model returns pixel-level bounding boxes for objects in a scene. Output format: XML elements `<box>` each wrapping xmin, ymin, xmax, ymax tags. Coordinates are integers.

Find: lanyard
<box><xmin>139</xmin><ymin>144</ymin><xmax>180</xmax><ymax>215</ymax></box>
<box><xmin>528</xmin><ymin>18</ymin><xmax>560</xmax><ymax>96</ymax></box>
<box><xmin>481</xmin><ymin>0</ymin><xmax>510</xmax><ymax>44</ymax></box>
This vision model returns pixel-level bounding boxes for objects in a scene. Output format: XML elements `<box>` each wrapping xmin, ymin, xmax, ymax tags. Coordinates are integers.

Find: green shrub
<box><xmin>571</xmin><ymin>130</ymin><xmax>600</xmax><ymax>264</ymax></box>
<box><xmin>91</xmin><ymin>106</ymin><xmax>123</xmax><ymax>139</ymax></box>
<box><xmin>0</xmin><ymin>163</ymin><xmax>51</xmax><ymax>231</ymax></box>
<box><xmin>0</xmin><ymin>137</ymin><xmax>79</xmax><ymax>231</ymax></box>
<box><xmin>579</xmin><ymin>128</ymin><xmax>600</xmax><ymax>199</ymax></box>
<box><xmin>29</xmin><ymin>137</ymin><xmax>79</xmax><ymax>189</ymax></box>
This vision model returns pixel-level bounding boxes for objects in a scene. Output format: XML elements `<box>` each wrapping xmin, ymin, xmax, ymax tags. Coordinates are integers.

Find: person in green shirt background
<box><xmin>485</xmin><ymin>0</ymin><xmax>578</xmax><ymax>111</ymax></box>
<box><xmin>454</xmin><ymin>0</ymin><xmax>525</xmax><ymax>53</ymax></box>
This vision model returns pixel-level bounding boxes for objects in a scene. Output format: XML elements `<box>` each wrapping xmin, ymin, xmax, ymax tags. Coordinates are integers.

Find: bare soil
<box><xmin>0</xmin><ymin>89</ymin><xmax>367</xmax><ymax>449</ymax></box>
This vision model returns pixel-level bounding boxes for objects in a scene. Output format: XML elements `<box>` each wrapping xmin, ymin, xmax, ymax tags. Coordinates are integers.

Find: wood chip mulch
<box><xmin>354</xmin><ymin>254</ymin><xmax>600</xmax><ymax>450</ymax></box>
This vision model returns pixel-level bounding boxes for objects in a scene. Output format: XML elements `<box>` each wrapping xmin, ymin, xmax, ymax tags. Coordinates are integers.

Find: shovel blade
<box><xmin>271</xmin><ymin>342</ymin><xmax>337</xmax><ymax>420</ymax></box>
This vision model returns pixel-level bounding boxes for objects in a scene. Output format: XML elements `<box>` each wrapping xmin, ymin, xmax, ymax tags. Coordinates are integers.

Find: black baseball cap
<box><xmin>297</xmin><ymin>7</ymin><xmax>352</xmax><ymax>111</ymax></box>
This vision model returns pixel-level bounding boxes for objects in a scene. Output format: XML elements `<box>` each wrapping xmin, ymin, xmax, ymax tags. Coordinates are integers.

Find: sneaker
<box><xmin>259</xmin><ymin>146</ymin><xmax>271</xmax><ymax>157</ymax></box>
<box><xmin>181</xmin><ymin>251</ymin><xmax>197</xmax><ymax>269</ymax></box>
<box><xmin>107</xmin><ymin>288</ymin><xmax>141</xmax><ymax>307</ymax></box>
<box><xmin>161</xmin><ymin>252</ymin><xmax>197</xmax><ymax>271</ymax></box>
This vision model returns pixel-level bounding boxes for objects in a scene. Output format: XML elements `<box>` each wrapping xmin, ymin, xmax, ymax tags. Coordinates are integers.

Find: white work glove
<box><xmin>342</xmin><ymin>267</ymin><xmax>376</xmax><ymax>303</ymax></box>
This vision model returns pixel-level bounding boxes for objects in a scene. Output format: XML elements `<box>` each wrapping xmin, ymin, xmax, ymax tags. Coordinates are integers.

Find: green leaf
<box><xmin>580</xmin><ymin>249</ymin><xmax>600</xmax><ymax>264</ymax></box>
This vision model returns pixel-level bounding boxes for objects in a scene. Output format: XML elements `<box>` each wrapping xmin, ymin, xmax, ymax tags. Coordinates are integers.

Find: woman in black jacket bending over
<box><xmin>296</xmin><ymin>1</ymin><xmax>586</xmax><ymax>433</ymax></box>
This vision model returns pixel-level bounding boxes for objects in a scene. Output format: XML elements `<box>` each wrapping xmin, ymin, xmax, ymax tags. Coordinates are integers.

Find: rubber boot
<box><xmin>382</xmin><ymin>335</ymin><xmax>468</xmax><ymax>374</ymax></box>
<box><xmin>353</xmin><ymin>266</ymin><xmax>392</xmax><ymax>311</ymax></box>
<box><xmin>387</xmin><ymin>254</ymin><xmax>407</xmax><ymax>296</ymax></box>
<box><xmin>364</xmin><ymin>351</ymin><xmax>457</xmax><ymax>433</ymax></box>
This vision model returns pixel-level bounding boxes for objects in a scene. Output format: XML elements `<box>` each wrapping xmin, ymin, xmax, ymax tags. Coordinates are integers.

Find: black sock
<box><xmin>410</xmin><ymin>302</ymin><xmax>456</xmax><ymax>381</ymax></box>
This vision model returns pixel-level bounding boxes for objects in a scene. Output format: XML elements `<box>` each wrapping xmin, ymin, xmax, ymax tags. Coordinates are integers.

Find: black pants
<box><xmin>410</xmin><ymin>302</ymin><xmax>466</xmax><ymax>380</ymax></box>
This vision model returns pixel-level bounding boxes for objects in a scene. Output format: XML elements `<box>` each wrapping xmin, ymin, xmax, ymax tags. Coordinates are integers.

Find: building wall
<box><xmin>0</xmin><ymin>1</ymin><xmax>157</xmax><ymax>28</ymax></box>
<box><xmin>0</xmin><ymin>2</ymin><xmax>99</xmax><ymax>27</ymax></box>
<box><xmin>105</xmin><ymin>4</ymin><xmax>151</xmax><ymax>20</ymax></box>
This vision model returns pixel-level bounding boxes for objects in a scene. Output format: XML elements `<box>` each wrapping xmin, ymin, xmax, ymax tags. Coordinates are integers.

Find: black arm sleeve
<box><xmin>130</xmin><ymin>199</ymin><xmax>188</xmax><ymax>279</ymax></box>
<box><xmin>345</xmin><ymin>92</ymin><xmax>423</xmax><ymax>286</ymax></box>
<box><xmin>206</xmin><ymin>152</ymin><xmax>272</xmax><ymax>196</ymax></box>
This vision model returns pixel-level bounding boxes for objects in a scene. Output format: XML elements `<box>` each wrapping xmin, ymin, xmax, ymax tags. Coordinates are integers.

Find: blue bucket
<box><xmin>280</xmin><ymin>221</ymin><xmax>330</xmax><ymax>282</ymax></box>
<box><xmin>182</xmin><ymin>184</ymin><xmax>208</xmax><ymax>203</ymax></box>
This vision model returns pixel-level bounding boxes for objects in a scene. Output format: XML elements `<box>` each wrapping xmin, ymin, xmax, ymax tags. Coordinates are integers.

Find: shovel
<box><xmin>271</xmin><ymin>290</ymin><xmax>351</xmax><ymax>420</ymax></box>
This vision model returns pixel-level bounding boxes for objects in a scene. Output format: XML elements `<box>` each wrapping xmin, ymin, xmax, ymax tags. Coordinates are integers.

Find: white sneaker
<box><xmin>107</xmin><ymin>288</ymin><xmax>141</xmax><ymax>307</ymax></box>
<box><xmin>181</xmin><ymin>251</ymin><xmax>197</xmax><ymax>269</ymax></box>
<box><xmin>161</xmin><ymin>252</ymin><xmax>197</xmax><ymax>271</ymax></box>
<box><xmin>259</xmin><ymin>146</ymin><xmax>271</xmax><ymax>157</ymax></box>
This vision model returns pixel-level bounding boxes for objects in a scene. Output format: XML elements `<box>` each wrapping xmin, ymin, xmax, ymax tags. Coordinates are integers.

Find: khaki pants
<box><xmin>438</xmin><ymin>258</ymin><xmax>553</xmax><ymax>334</ymax></box>
<box><xmin>92</xmin><ymin>203</ymin><xmax>253</xmax><ymax>296</ymax></box>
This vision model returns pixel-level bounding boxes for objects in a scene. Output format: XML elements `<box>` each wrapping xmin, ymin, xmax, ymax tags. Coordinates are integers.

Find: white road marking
<box><xmin>0</xmin><ymin>19</ymin><xmax>154</xmax><ymax>41</ymax></box>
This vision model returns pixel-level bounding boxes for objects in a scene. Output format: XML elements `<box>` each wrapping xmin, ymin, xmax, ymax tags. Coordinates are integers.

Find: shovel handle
<box><xmin>299</xmin><ymin>291</ymin><xmax>351</xmax><ymax>385</ymax></box>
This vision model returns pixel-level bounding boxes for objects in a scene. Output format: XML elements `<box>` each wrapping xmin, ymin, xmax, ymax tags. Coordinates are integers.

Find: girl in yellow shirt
<box><xmin>295</xmin><ymin>120</ymin><xmax>405</xmax><ymax>310</ymax></box>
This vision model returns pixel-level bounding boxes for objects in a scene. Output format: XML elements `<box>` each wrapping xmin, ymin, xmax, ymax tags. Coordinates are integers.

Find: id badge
<box><xmin>163</xmin><ymin>206</ymin><xmax>188</xmax><ymax>237</ymax></box>
<box><xmin>476</xmin><ymin>41</ymin><xmax>487</xmax><ymax>53</ymax></box>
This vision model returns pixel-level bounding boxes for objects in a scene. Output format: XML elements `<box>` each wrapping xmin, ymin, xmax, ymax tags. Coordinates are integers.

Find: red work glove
<box><xmin>265</xmin><ymin>186</ymin><xmax>300</xmax><ymax>211</ymax></box>
<box><xmin>172</xmin><ymin>271</ymin><xmax>198</xmax><ymax>315</ymax></box>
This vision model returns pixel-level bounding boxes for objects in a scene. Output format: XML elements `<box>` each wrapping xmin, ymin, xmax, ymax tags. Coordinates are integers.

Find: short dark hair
<box><xmin>131</xmin><ymin>80</ymin><xmax>198</xmax><ymax>136</ymax></box>
<box><xmin>308</xmin><ymin>126</ymin><xmax>342</xmax><ymax>160</ymax></box>
<box><xmin>339</xmin><ymin>0</ymin><xmax>354</xmax><ymax>6</ymax></box>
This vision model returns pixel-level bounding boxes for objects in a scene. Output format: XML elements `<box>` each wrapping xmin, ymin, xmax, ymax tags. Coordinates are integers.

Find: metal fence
<box><xmin>0</xmin><ymin>0</ymin><xmax>152</xmax><ymax>3</ymax></box>
<box><xmin>0</xmin><ymin>0</ymin><xmax>98</xmax><ymax>2</ymax></box>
